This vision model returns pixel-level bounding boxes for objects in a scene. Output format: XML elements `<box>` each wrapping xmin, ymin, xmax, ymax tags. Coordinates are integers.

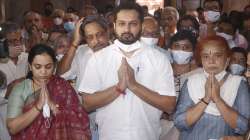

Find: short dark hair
<box><xmin>203</xmin><ymin>0</ymin><xmax>223</xmax><ymax>11</ymax></box>
<box><xmin>169</xmin><ymin>30</ymin><xmax>197</xmax><ymax>50</ymax></box>
<box><xmin>196</xmin><ymin>7</ymin><xmax>204</xmax><ymax>12</ymax></box>
<box><xmin>177</xmin><ymin>15</ymin><xmax>200</xmax><ymax>32</ymax></box>
<box><xmin>244</xmin><ymin>5</ymin><xmax>250</xmax><ymax>11</ymax></box>
<box><xmin>243</xmin><ymin>14</ymin><xmax>250</xmax><ymax>21</ymax></box>
<box><xmin>0</xmin><ymin>22</ymin><xmax>20</xmax><ymax>39</ymax></box>
<box><xmin>28</xmin><ymin>44</ymin><xmax>57</xmax><ymax>65</ymax></box>
<box><xmin>80</xmin><ymin>15</ymin><xmax>109</xmax><ymax>35</ymax></box>
<box><xmin>44</xmin><ymin>2</ymin><xmax>53</xmax><ymax>8</ymax></box>
<box><xmin>113</xmin><ymin>2</ymin><xmax>144</xmax><ymax>23</ymax></box>
<box><xmin>218</xmin><ymin>16</ymin><xmax>237</xmax><ymax>33</ymax></box>
<box><xmin>231</xmin><ymin>47</ymin><xmax>248</xmax><ymax>58</ymax></box>
<box><xmin>27</xmin><ymin>44</ymin><xmax>56</xmax><ymax>79</ymax></box>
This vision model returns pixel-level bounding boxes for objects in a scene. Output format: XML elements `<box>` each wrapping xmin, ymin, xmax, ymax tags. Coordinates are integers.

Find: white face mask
<box><xmin>53</xmin><ymin>17</ymin><xmax>63</xmax><ymax>25</ymax></box>
<box><xmin>216</xmin><ymin>32</ymin><xmax>236</xmax><ymax>48</ymax></box>
<box><xmin>43</xmin><ymin>100</ymin><xmax>50</xmax><ymax>118</ymax></box>
<box><xmin>205</xmin><ymin>10</ymin><xmax>220</xmax><ymax>23</ymax></box>
<box><xmin>140</xmin><ymin>37</ymin><xmax>159</xmax><ymax>47</ymax></box>
<box><xmin>229</xmin><ymin>64</ymin><xmax>245</xmax><ymax>75</ymax></box>
<box><xmin>171</xmin><ymin>50</ymin><xmax>193</xmax><ymax>64</ymax></box>
<box><xmin>56</xmin><ymin>54</ymin><xmax>64</xmax><ymax>61</ymax></box>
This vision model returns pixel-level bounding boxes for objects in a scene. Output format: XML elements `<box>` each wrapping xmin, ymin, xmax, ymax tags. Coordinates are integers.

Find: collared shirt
<box><xmin>174</xmin><ymin>80</ymin><xmax>250</xmax><ymax>140</ymax></box>
<box><xmin>61</xmin><ymin>44</ymin><xmax>93</xmax><ymax>89</ymax></box>
<box><xmin>60</xmin><ymin>44</ymin><xmax>98</xmax><ymax>140</ymax></box>
<box><xmin>78</xmin><ymin>40</ymin><xmax>175</xmax><ymax>140</ymax></box>
<box><xmin>0</xmin><ymin>52</ymin><xmax>28</xmax><ymax>97</ymax></box>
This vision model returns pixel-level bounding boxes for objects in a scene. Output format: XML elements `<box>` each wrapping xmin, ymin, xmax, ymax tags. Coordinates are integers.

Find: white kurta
<box><xmin>78</xmin><ymin>40</ymin><xmax>176</xmax><ymax>140</ymax></box>
<box><xmin>61</xmin><ymin>44</ymin><xmax>93</xmax><ymax>89</ymax></box>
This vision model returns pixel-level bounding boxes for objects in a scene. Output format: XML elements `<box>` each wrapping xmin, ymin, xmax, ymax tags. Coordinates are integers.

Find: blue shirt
<box><xmin>174</xmin><ymin>80</ymin><xmax>250</xmax><ymax>140</ymax></box>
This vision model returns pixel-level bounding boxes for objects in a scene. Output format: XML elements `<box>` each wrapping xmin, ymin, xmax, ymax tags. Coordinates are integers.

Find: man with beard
<box><xmin>78</xmin><ymin>2</ymin><xmax>176</xmax><ymax>140</ymax></box>
<box><xmin>23</xmin><ymin>11</ymin><xmax>48</xmax><ymax>51</ymax></box>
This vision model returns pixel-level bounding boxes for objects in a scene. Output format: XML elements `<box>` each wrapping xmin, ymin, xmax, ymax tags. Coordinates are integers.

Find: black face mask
<box><xmin>44</xmin><ymin>9</ymin><xmax>52</xmax><ymax>16</ymax></box>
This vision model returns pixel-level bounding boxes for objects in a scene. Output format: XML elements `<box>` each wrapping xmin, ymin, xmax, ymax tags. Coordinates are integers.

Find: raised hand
<box><xmin>72</xmin><ymin>18</ymin><xmax>84</xmax><ymax>48</ymax></box>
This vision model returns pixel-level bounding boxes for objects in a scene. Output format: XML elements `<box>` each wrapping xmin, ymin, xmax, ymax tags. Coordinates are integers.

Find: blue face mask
<box><xmin>64</xmin><ymin>22</ymin><xmax>75</xmax><ymax>32</ymax></box>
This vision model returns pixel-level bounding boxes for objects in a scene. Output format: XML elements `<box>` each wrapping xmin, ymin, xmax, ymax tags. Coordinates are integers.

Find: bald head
<box><xmin>142</xmin><ymin>16</ymin><xmax>160</xmax><ymax>38</ymax></box>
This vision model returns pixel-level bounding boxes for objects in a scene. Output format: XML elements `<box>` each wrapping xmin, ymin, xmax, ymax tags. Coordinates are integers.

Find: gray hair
<box><xmin>162</xmin><ymin>6</ymin><xmax>180</xmax><ymax>21</ymax></box>
<box><xmin>80</xmin><ymin>15</ymin><xmax>109</xmax><ymax>34</ymax></box>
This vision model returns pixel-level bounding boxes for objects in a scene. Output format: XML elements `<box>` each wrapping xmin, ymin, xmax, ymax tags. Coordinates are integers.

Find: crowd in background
<box><xmin>0</xmin><ymin>0</ymin><xmax>250</xmax><ymax>140</ymax></box>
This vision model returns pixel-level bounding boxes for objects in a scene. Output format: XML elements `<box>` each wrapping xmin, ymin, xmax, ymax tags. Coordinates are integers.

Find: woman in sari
<box><xmin>7</xmin><ymin>44</ymin><xmax>91</xmax><ymax>140</ymax></box>
<box><xmin>174</xmin><ymin>36</ymin><xmax>250</xmax><ymax>140</ymax></box>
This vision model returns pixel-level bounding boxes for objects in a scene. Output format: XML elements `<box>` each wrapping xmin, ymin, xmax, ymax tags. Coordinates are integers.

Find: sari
<box><xmin>10</xmin><ymin>76</ymin><xmax>91</xmax><ymax>140</ymax></box>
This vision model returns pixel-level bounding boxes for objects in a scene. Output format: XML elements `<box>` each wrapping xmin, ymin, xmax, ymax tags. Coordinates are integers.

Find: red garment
<box><xmin>12</xmin><ymin>76</ymin><xmax>91</xmax><ymax>140</ymax></box>
<box><xmin>42</xmin><ymin>16</ymin><xmax>53</xmax><ymax>31</ymax></box>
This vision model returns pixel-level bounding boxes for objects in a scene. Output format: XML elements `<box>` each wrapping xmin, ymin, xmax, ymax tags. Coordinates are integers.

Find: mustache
<box><xmin>121</xmin><ymin>32</ymin><xmax>134</xmax><ymax>37</ymax></box>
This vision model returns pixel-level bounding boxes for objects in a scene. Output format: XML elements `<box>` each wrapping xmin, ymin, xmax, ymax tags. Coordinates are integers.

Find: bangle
<box><xmin>34</xmin><ymin>104</ymin><xmax>41</xmax><ymax>112</ymax></box>
<box><xmin>115</xmin><ymin>85</ymin><xmax>125</xmax><ymax>95</ymax></box>
<box><xmin>200</xmin><ymin>98</ymin><xmax>209</xmax><ymax>105</ymax></box>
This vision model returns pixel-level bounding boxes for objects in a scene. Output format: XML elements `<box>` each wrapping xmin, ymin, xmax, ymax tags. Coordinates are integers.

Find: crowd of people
<box><xmin>0</xmin><ymin>0</ymin><xmax>249</xmax><ymax>140</ymax></box>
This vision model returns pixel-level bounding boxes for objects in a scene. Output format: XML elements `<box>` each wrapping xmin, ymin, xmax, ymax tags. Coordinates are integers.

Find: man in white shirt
<box><xmin>0</xmin><ymin>22</ymin><xmax>28</xmax><ymax>140</ymax></box>
<box><xmin>0</xmin><ymin>22</ymin><xmax>28</xmax><ymax>98</ymax></box>
<box><xmin>140</xmin><ymin>16</ymin><xmax>173</xmax><ymax>63</ymax></box>
<box><xmin>57</xmin><ymin>15</ymin><xmax>110</xmax><ymax>90</ymax></box>
<box><xmin>56</xmin><ymin>15</ymin><xmax>110</xmax><ymax>140</ymax></box>
<box><xmin>78</xmin><ymin>2</ymin><xmax>176</xmax><ymax>140</ymax></box>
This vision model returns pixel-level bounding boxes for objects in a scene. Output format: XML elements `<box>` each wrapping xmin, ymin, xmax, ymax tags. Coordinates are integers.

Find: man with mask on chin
<box><xmin>78</xmin><ymin>2</ymin><xmax>176</xmax><ymax>140</ymax></box>
<box><xmin>0</xmin><ymin>22</ymin><xmax>28</xmax><ymax>140</ymax></box>
<box><xmin>141</xmin><ymin>16</ymin><xmax>173</xmax><ymax>62</ymax></box>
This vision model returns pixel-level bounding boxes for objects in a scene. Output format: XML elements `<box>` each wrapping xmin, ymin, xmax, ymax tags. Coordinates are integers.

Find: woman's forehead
<box><xmin>32</xmin><ymin>53</ymin><xmax>53</xmax><ymax>64</ymax></box>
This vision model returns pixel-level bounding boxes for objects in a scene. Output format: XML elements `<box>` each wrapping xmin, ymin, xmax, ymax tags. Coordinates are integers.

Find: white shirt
<box><xmin>61</xmin><ymin>44</ymin><xmax>93</xmax><ymax>89</ymax></box>
<box><xmin>0</xmin><ymin>52</ymin><xmax>28</xmax><ymax>97</ymax></box>
<box><xmin>140</xmin><ymin>40</ymin><xmax>173</xmax><ymax>63</ymax></box>
<box><xmin>78</xmin><ymin>40</ymin><xmax>175</xmax><ymax>140</ymax></box>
